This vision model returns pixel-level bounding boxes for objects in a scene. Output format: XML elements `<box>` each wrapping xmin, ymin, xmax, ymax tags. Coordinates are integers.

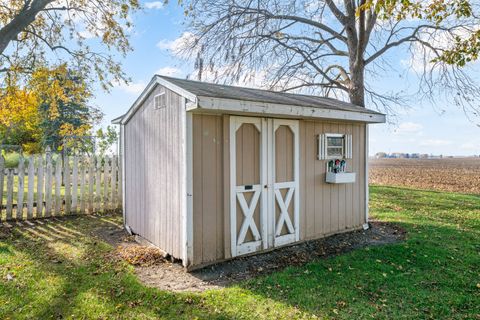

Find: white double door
<box><xmin>230</xmin><ymin>116</ymin><xmax>299</xmax><ymax>257</ymax></box>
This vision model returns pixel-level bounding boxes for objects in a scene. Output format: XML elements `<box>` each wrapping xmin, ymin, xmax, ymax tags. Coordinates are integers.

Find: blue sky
<box><xmin>95</xmin><ymin>1</ymin><xmax>480</xmax><ymax>157</ymax></box>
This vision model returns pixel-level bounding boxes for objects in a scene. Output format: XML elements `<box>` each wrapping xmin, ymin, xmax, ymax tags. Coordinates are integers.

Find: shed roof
<box><xmin>158</xmin><ymin>75</ymin><xmax>382</xmax><ymax>116</ymax></box>
<box><xmin>114</xmin><ymin>75</ymin><xmax>386</xmax><ymax>125</ymax></box>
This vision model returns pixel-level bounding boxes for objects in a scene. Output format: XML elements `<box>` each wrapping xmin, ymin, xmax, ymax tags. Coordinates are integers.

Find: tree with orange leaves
<box><xmin>0</xmin><ymin>64</ymin><xmax>100</xmax><ymax>153</ymax></box>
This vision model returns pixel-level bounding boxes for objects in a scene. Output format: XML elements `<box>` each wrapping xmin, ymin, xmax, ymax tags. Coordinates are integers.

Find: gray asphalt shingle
<box><xmin>158</xmin><ymin>75</ymin><xmax>382</xmax><ymax>115</ymax></box>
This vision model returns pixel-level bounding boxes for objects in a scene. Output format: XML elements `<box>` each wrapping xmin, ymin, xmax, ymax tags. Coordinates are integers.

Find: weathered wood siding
<box><xmin>124</xmin><ymin>84</ymin><xmax>185</xmax><ymax>259</ymax></box>
<box><xmin>191</xmin><ymin>115</ymin><xmax>366</xmax><ymax>266</ymax></box>
<box><xmin>299</xmin><ymin>120</ymin><xmax>366</xmax><ymax>240</ymax></box>
<box><xmin>191</xmin><ymin>114</ymin><xmax>224</xmax><ymax>266</ymax></box>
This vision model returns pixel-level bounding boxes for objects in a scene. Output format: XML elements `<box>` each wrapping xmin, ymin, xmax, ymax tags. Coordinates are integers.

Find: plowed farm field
<box><xmin>369</xmin><ymin>158</ymin><xmax>480</xmax><ymax>194</ymax></box>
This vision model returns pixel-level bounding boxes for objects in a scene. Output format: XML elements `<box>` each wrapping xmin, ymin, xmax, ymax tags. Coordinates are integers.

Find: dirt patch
<box><xmin>95</xmin><ymin>221</ymin><xmax>406</xmax><ymax>292</ymax></box>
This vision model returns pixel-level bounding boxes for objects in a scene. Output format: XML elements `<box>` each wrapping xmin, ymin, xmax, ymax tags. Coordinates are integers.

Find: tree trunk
<box><xmin>348</xmin><ymin>63</ymin><xmax>366</xmax><ymax>107</ymax></box>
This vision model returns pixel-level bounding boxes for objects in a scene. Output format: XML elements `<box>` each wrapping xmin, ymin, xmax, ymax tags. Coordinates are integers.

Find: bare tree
<box><xmin>180</xmin><ymin>0</ymin><xmax>480</xmax><ymax>117</ymax></box>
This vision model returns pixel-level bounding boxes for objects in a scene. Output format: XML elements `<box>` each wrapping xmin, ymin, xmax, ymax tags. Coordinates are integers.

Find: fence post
<box><xmin>0</xmin><ymin>154</ymin><xmax>4</xmax><ymax>222</ymax></box>
<box><xmin>80</xmin><ymin>157</ymin><xmax>87</xmax><ymax>214</ymax></box>
<box><xmin>45</xmin><ymin>147</ymin><xmax>53</xmax><ymax>217</ymax></box>
<box><xmin>103</xmin><ymin>157</ymin><xmax>110</xmax><ymax>212</ymax></box>
<box><xmin>16</xmin><ymin>157</ymin><xmax>25</xmax><ymax>220</ymax></box>
<box><xmin>6</xmin><ymin>169</ymin><xmax>13</xmax><ymax>220</ymax></box>
<box><xmin>88</xmin><ymin>157</ymin><xmax>95</xmax><ymax>214</ymax></box>
<box><xmin>54</xmin><ymin>156</ymin><xmax>62</xmax><ymax>216</ymax></box>
<box><xmin>36</xmin><ymin>154</ymin><xmax>44</xmax><ymax>218</ymax></box>
<box><xmin>64</xmin><ymin>154</ymin><xmax>71</xmax><ymax>214</ymax></box>
<box><xmin>27</xmin><ymin>155</ymin><xmax>35</xmax><ymax>219</ymax></box>
<box><xmin>71</xmin><ymin>154</ymin><xmax>79</xmax><ymax>213</ymax></box>
<box><xmin>95</xmin><ymin>156</ymin><xmax>101</xmax><ymax>212</ymax></box>
<box><xmin>110</xmin><ymin>155</ymin><xmax>117</xmax><ymax>210</ymax></box>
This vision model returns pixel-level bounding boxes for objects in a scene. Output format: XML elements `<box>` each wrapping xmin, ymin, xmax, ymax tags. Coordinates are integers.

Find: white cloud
<box><xmin>114</xmin><ymin>80</ymin><xmax>146</xmax><ymax>95</ymax></box>
<box><xmin>393</xmin><ymin>122</ymin><xmax>423</xmax><ymax>135</ymax></box>
<box><xmin>79</xmin><ymin>29</ymin><xmax>95</xmax><ymax>39</ymax></box>
<box><xmin>419</xmin><ymin>139</ymin><xmax>452</xmax><ymax>147</ymax></box>
<box><xmin>144</xmin><ymin>1</ymin><xmax>163</xmax><ymax>9</ymax></box>
<box><xmin>157</xmin><ymin>32</ymin><xmax>197</xmax><ymax>58</ymax></box>
<box><xmin>157</xmin><ymin>33</ymin><xmax>320</xmax><ymax>92</ymax></box>
<box><xmin>156</xmin><ymin>66</ymin><xmax>181</xmax><ymax>77</ymax></box>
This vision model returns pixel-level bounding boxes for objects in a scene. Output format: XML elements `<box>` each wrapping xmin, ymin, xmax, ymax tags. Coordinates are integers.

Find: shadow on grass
<box><xmin>1</xmin><ymin>216</ymin><xmax>254</xmax><ymax>319</ymax></box>
<box><xmin>0</xmin><ymin>244</ymin><xmax>12</xmax><ymax>255</ymax></box>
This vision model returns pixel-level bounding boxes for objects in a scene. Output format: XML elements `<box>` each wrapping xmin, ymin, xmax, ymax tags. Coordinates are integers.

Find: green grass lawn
<box><xmin>0</xmin><ymin>186</ymin><xmax>479</xmax><ymax>319</ymax></box>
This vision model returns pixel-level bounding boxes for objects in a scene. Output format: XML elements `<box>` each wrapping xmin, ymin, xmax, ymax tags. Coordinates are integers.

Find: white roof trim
<box><xmin>156</xmin><ymin>76</ymin><xmax>197</xmax><ymax>102</ymax></box>
<box><xmin>120</xmin><ymin>75</ymin><xmax>197</xmax><ymax>125</ymax></box>
<box><xmin>194</xmin><ymin>96</ymin><xmax>386</xmax><ymax>123</ymax></box>
<box><xmin>111</xmin><ymin>115</ymin><xmax>123</xmax><ymax>125</ymax></box>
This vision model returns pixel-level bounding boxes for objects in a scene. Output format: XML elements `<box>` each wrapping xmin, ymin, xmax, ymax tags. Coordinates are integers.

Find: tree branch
<box><xmin>0</xmin><ymin>0</ymin><xmax>54</xmax><ymax>55</ymax></box>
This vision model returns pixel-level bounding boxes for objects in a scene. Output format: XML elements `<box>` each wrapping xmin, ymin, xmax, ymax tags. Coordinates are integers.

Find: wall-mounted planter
<box><xmin>326</xmin><ymin>172</ymin><xmax>356</xmax><ymax>184</ymax></box>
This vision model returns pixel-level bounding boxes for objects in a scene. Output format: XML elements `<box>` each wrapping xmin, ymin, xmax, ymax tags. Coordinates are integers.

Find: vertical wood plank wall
<box><xmin>124</xmin><ymin>84</ymin><xmax>185</xmax><ymax>259</ymax></box>
<box><xmin>192</xmin><ymin>114</ymin><xmax>224</xmax><ymax>266</ymax></box>
<box><xmin>299</xmin><ymin>120</ymin><xmax>366</xmax><ymax>241</ymax></box>
<box><xmin>192</xmin><ymin>115</ymin><xmax>366</xmax><ymax>266</ymax></box>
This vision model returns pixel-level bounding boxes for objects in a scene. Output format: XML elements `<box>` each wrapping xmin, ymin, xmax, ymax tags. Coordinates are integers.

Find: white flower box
<box><xmin>326</xmin><ymin>172</ymin><xmax>356</xmax><ymax>184</ymax></box>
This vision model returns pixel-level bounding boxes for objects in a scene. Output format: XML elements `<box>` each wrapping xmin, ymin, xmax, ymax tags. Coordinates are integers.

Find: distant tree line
<box><xmin>374</xmin><ymin>152</ymin><xmax>442</xmax><ymax>159</ymax></box>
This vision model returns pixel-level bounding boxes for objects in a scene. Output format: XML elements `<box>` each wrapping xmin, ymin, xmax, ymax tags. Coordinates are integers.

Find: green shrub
<box><xmin>3</xmin><ymin>152</ymin><xmax>21</xmax><ymax>168</ymax></box>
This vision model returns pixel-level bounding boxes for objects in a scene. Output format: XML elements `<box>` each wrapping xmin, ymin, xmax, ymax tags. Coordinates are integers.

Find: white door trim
<box><xmin>272</xmin><ymin>119</ymin><xmax>300</xmax><ymax>247</ymax></box>
<box><xmin>230</xmin><ymin>116</ymin><xmax>300</xmax><ymax>257</ymax></box>
<box><xmin>230</xmin><ymin>116</ymin><xmax>267</xmax><ymax>257</ymax></box>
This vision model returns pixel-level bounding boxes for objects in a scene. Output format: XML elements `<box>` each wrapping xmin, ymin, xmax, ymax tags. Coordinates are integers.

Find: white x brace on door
<box><xmin>230</xmin><ymin>117</ymin><xmax>299</xmax><ymax>257</ymax></box>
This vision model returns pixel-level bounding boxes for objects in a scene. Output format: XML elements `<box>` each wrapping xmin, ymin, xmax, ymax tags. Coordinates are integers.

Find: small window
<box><xmin>318</xmin><ymin>133</ymin><xmax>353</xmax><ymax>160</ymax></box>
<box><xmin>154</xmin><ymin>92</ymin><xmax>166</xmax><ymax>109</ymax></box>
<box><xmin>326</xmin><ymin>134</ymin><xmax>345</xmax><ymax>158</ymax></box>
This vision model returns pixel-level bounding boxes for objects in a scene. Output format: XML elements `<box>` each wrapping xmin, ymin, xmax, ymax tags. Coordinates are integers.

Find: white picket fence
<box><xmin>0</xmin><ymin>149</ymin><xmax>121</xmax><ymax>222</ymax></box>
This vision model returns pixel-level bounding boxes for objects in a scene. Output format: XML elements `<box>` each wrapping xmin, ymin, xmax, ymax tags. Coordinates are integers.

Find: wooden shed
<box><xmin>113</xmin><ymin>75</ymin><xmax>385</xmax><ymax>270</ymax></box>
